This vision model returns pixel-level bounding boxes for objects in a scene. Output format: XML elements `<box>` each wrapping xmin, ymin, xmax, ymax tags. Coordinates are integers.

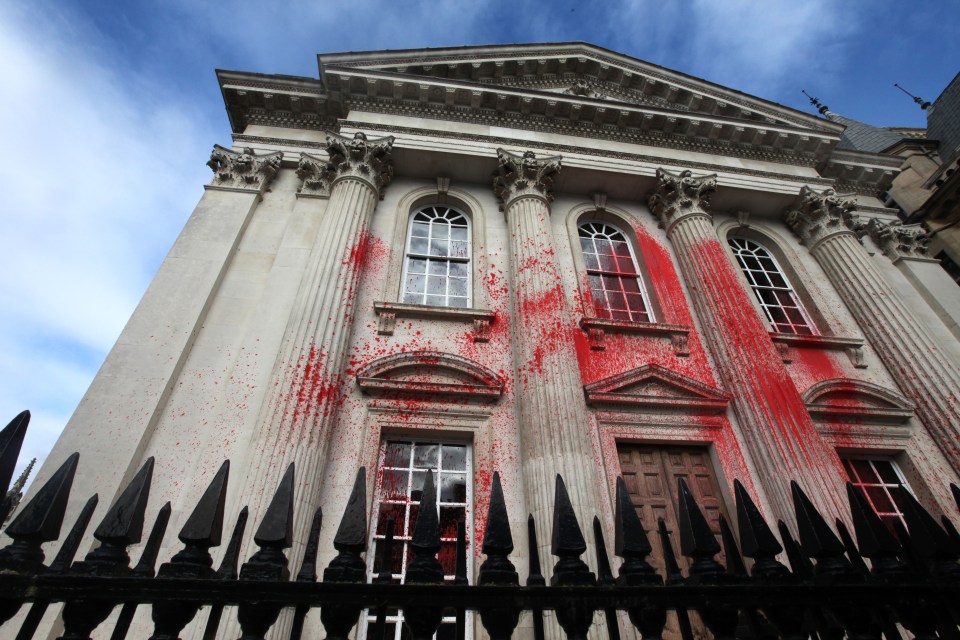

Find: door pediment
<box><xmin>584</xmin><ymin>363</ymin><xmax>728</xmax><ymax>413</ymax></box>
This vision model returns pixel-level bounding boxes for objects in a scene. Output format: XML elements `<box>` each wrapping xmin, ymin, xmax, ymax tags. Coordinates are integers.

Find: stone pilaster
<box><xmin>786</xmin><ymin>187</ymin><xmax>960</xmax><ymax>471</ymax></box>
<box><xmin>649</xmin><ymin>169</ymin><xmax>848</xmax><ymax>524</ymax></box>
<box><xmin>238</xmin><ymin>131</ymin><xmax>394</xmax><ymax>560</ymax></box>
<box><xmin>493</xmin><ymin>149</ymin><xmax>602</xmax><ymax>576</ymax></box>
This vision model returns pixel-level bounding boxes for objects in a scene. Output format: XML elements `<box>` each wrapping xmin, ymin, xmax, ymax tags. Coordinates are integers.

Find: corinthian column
<box><xmin>493</xmin><ymin>149</ymin><xmax>602</xmax><ymax>570</ymax></box>
<box><xmin>240</xmin><ymin>131</ymin><xmax>394</xmax><ymax>552</ymax></box>
<box><xmin>649</xmin><ymin>169</ymin><xmax>848</xmax><ymax>524</ymax></box>
<box><xmin>786</xmin><ymin>187</ymin><xmax>960</xmax><ymax>472</ymax></box>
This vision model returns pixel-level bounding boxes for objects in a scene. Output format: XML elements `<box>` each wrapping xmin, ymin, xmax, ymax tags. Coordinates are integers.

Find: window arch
<box><xmin>578</xmin><ymin>221</ymin><xmax>655</xmax><ymax>322</ymax></box>
<box><xmin>728</xmin><ymin>236</ymin><xmax>816</xmax><ymax>335</ymax></box>
<box><xmin>401</xmin><ymin>205</ymin><xmax>471</xmax><ymax>308</ymax></box>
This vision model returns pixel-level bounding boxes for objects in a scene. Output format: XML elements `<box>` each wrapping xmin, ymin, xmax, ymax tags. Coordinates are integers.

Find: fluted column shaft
<box><xmin>493</xmin><ymin>150</ymin><xmax>601</xmax><ymax>574</ymax></box>
<box><xmin>806</xmin><ymin>222</ymin><xmax>960</xmax><ymax>471</ymax></box>
<box><xmin>506</xmin><ymin>196</ymin><xmax>601</xmax><ymax>541</ymax></box>
<box><xmin>651</xmin><ymin>169</ymin><xmax>848</xmax><ymax>525</ymax></box>
<box><xmin>238</xmin><ymin>132</ymin><xmax>394</xmax><ymax>563</ymax></box>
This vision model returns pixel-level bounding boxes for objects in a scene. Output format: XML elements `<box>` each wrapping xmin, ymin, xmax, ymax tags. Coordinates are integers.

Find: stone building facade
<box><xmin>26</xmin><ymin>43</ymin><xmax>960</xmax><ymax>638</ymax></box>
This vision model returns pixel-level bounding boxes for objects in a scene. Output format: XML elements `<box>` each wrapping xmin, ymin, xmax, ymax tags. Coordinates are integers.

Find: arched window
<box><xmin>728</xmin><ymin>236</ymin><xmax>815</xmax><ymax>335</ymax></box>
<box><xmin>401</xmin><ymin>205</ymin><xmax>471</xmax><ymax>308</ymax></box>
<box><xmin>579</xmin><ymin>221</ymin><xmax>655</xmax><ymax>322</ymax></box>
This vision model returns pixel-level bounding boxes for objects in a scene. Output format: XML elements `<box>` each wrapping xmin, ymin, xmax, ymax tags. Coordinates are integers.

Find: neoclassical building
<box><xmin>27</xmin><ymin>43</ymin><xmax>960</xmax><ymax>638</ymax></box>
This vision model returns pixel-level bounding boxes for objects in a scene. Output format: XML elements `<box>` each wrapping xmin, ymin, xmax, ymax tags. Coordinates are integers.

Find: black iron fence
<box><xmin>2</xmin><ymin>410</ymin><xmax>960</xmax><ymax>640</ymax></box>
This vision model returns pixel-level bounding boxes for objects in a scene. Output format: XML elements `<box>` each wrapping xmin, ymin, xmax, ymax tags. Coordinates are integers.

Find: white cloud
<box><xmin>0</xmin><ymin>2</ymin><xmax>216</xmax><ymax>484</ymax></box>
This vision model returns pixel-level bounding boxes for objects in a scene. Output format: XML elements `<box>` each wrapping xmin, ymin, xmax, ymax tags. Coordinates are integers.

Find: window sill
<box><xmin>579</xmin><ymin>317</ymin><xmax>691</xmax><ymax>356</ymax></box>
<box><xmin>769</xmin><ymin>332</ymin><xmax>867</xmax><ymax>368</ymax></box>
<box><xmin>374</xmin><ymin>301</ymin><xmax>496</xmax><ymax>342</ymax></box>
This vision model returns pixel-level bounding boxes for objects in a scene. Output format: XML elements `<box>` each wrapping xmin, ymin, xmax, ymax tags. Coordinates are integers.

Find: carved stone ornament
<box><xmin>564</xmin><ymin>81</ymin><xmax>600</xmax><ymax>98</ymax></box>
<box><xmin>647</xmin><ymin>168</ymin><xmax>717</xmax><ymax>231</ymax></box>
<box><xmin>864</xmin><ymin>218</ymin><xmax>930</xmax><ymax>260</ymax></box>
<box><xmin>296</xmin><ymin>152</ymin><xmax>335</xmax><ymax>197</ymax></box>
<box><xmin>783</xmin><ymin>186</ymin><xmax>860</xmax><ymax>249</ymax></box>
<box><xmin>492</xmin><ymin>148</ymin><xmax>562</xmax><ymax>209</ymax></box>
<box><xmin>324</xmin><ymin>131</ymin><xmax>395</xmax><ymax>194</ymax></box>
<box><xmin>206</xmin><ymin>145</ymin><xmax>282</xmax><ymax>190</ymax></box>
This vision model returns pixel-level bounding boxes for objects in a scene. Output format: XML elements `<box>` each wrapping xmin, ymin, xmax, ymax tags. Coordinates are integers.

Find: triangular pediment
<box><xmin>316</xmin><ymin>43</ymin><xmax>838</xmax><ymax>134</ymax></box>
<box><xmin>802</xmin><ymin>379</ymin><xmax>914</xmax><ymax>424</ymax></box>
<box><xmin>584</xmin><ymin>363</ymin><xmax>728</xmax><ymax>413</ymax></box>
<box><xmin>355</xmin><ymin>350</ymin><xmax>504</xmax><ymax>401</ymax></box>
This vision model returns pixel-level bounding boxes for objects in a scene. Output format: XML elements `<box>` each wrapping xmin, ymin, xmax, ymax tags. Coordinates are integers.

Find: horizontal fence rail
<box><xmin>1</xmin><ymin>411</ymin><xmax>959</xmax><ymax>640</ymax></box>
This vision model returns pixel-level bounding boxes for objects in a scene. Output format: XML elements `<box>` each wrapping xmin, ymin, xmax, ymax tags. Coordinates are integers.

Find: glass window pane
<box><xmin>450</xmin><ymin>241</ymin><xmax>468</xmax><ymax>258</ymax></box>
<box><xmin>413</xmin><ymin>445</ymin><xmax>438</xmax><ymax>469</ymax></box>
<box><xmin>411</xmin><ymin>222</ymin><xmax>430</xmax><ymax>237</ymax></box>
<box><xmin>449</xmin><ymin>278</ymin><xmax>468</xmax><ymax>297</ymax></box>
<box><xmin>439</xmin><ymin>506</ymin><xmax>463</xmax><ymax>538</ymax></box>
<box><xmin>427</xmin><ymin>276</ymin><xmax>446</xmax><ymax>294</ymax></box>
<box><xmin>449</xmin><ymin>297</ymin><xmax>468</xmax><ymax>308</ymax></box>
<box><xmin>426</xmin><ymin>294</ymin><xmax>445</xmax><ymax>306</ymax></box>
<box><xmin>377</xmin><ymin>503</ymin><xmax>406</xmax><ymax>536</ymax></box>
<box><xmin>381</xmin><ymin>470</ymin><xmax>408</xmax><ymax>501</ymax></box>
<box><xmin>876</xmin><ymin>461</ymin><xmax>901</xmax><ymax>484</ymax></box>
<box><xmin>384</xmin><ymin>442</ymin><xmax>411</xmax><ymax>467</ymax></box>
<box><xmin>402</xmin><ymin>291</ymin><xmax>423</xmax><ymax>305</ymax></box>
<box><xmin>584</xmin><ymin>252</ymin><xmax>599</xmax><ymax>270</ymax></box>
<box><xmin>438</xmin><ymin>541</ymin><xmax>458</xmax><ymax>575</ymax></box>
<box><xmin>405</xmin><ymin>274</ymin><xmax>425</xmax><ymax>295</ymax></box>
<box><xmin>865</xmin><ymin>486</ymin><xmax>895</xmax><ymax>513</ymax></box>
<box><xmin>441</xmin><ymin>445</ymin><xmax>467</xmax><ymax>471</ymax></box>
<box><xmin>409</xmin><ymin>236</ymin><xmax>428</xmax><ymax>254</ymax></box>
<box><xmin>431</xmin><ymin>223</ymin><xmax>450</xmax><ymax>239</ymax></box>
<box><xmin>441</xmin><ymin>474</ymin><xmax>467</xmax><ymax>503</ymax></box>
<box><xmin>407</xmin><ymin>258</ymin><xmax>426</xmax><ymax>274</ymax></box>
<box><xmin>428</xmin><ymin>260</ymin><xmax>447</xmax><ymax>275</ymax></box>
<box><xmin>851</xmin><ymin>459</ymin><xmax>879</xmax><ymax>483</ymax></box>
<box><xmin>450</xmin><ymin>226</ymin><xmax>468</xmax><ymax>241</ymax></box>
<box><xmin>449</xmin><ymin>262</ymin><xmax>468</xmax><ymax>278</ymax></box>
<box><xmin>429</xmin><ymin>240</ymin><xmax>449</xmax><ymax>256</ymax></box>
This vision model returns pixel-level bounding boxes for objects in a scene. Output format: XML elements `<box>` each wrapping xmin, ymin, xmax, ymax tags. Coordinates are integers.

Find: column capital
<box><xmin>864</xmin><ymin>218</ymin><xmax>931</xmax><ymax>261</ymax></box>
<box><xmin>648</xmin><ymin>168</ymin><xmax>717</xmax><ymax>232</ymax></box>
<box><xmin>784</xmin><ymin>186</ymin><xmax>861</xmax><ymax>250</ymax></box>
<box><xmin>324</xmin><ymin>131</ymin><xmax>395</xmax><ymax>195</ymax></box>
<box><xmin>492</xmin><ymin>148</ymin><xmax>562</xmax><ymax>210</ymax></box>
<box><xmin>206</xmin><ymin>145</ymin><xmax>282</xmax><ymax>191</ymax></box>
<box><xmin>296</xmin><ymin>152</ymin><xmax>333</xmax><ymax>198</ymax></box>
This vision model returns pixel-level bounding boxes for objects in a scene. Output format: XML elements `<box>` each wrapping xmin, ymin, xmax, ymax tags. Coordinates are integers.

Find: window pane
<box><xmin>377</xmin><ymin>503</ymin><xmax>406</xmax><ymax>536</ymax></box>
<box><xmin>439</xmin><ymin>506</ymin><xmax>463</xmax><ymax>538</ymax></box>
<box><xmin>450</xmin><ymin>241</ymin><xmax>469</xmax><ymax>258</ymax></box>
<box><xmin>450</xmin><ymin>226</ymin><xmax>468</xmax><ymax>241</ymax></box>
<box><xmin>381</xmin><ymin>470</ymin><xmax>408</xmax><ymax>501</ymax></box>
<box><xmin>449</xmin><ymin>278</ymin><xmax>468</xmax><ymax>297</ymax></box>
<box><xmin>431</xmin><ymin>223</ymin><xmax>450</xmax><ymax>239</ymax></box>
<box><xmin>405</xmin><ymin>274</ymin><xmax>425</xmax><ymax>295</ymax></box>
<box><xmin>441</xmin><ymin>474</ymin><xmax>467</xmax><ymax>503</ymax></box>
<box><xmin>449</xmin><ymin>262</ymin><xmax>468</xmax><ymax>278</ymax></box>
<box><xmin>413</xmin><ymin>444</ymin><xmax>438</xmax><ymax>469</ymax></box>
<box><xmin>441</xmin><ymin>445</ymin><xmax>467</xmax><ymax>471</ymax></box>
<box><xmin>427</xmin><ymin>276</ymin><xmax>446</xmax><ymax>294</ymax></box>
<box><xmin>411</xmin><ymin>222</ymin><xmax>430</xmax><ymax>237</ymax></box>
<box><xmin>449</xmin><ymin>297</ymin><xmax>468</xmax><ymax>308</ymax></box>
<box><xmin>876</xmin><ymin>460</ymin><xmax>901</xmax><ymax>484</ymax></box>
<box><xmin>409</xmin><ymin>236</ymin><xmax>428</xmax><ymax>254</ymax></box>
<box><xmin>429</xmin><ymin>240</ymin><xmax>449</xmax><ymax>256</ymax></box>
<box><xmin>426</xmin><ymin>294</ymin><xmax>445</xmax><ymax>306</ymax></box>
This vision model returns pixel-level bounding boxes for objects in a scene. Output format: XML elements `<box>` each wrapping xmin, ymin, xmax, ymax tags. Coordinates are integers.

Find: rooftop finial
<box><xmin>802</xmin><ymin>90</ymin><xmax>829</xmax><ymax>115</ymax></box>
<box><xmin>894</xmin><ymin>83</ymin><xmax>931</xmax><ymax>110</ymax></box>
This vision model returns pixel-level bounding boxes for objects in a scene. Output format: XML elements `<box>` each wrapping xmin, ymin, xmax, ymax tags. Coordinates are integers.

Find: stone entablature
<box><xmin>206</xmin><ymin>145</ymin><xmax>282</xmax><ymax>191</ymax></box>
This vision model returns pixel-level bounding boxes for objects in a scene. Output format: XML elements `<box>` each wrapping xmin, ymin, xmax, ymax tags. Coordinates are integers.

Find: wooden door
<box><xmin>618</xmin><ymin>444</ymin><xmax>731</xmax><ymax>640</ymax></box>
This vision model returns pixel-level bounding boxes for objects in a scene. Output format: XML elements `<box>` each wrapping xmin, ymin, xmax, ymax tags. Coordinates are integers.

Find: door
<box><xmin>618</xmin><ymin>444</ymin><xmax>731</xmax><ymax>640</ymax></box>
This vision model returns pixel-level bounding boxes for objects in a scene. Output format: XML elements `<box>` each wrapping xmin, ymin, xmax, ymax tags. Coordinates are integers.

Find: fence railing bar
<box><xmin>525</xmin><ymin>514</ymin><xmax>546</xmax><ymax>640</ymax></box>
<box><xmin>592</xmin><ymin>516</ymin><xmax>620</xmax><ymax>640</ymax></box>
<box><xmin>202</xmin><ymin>505</ymin><xmax>248</xmax><ymax>640</ymax></box>
<box><xmin>319</xmin><ymin>468</ymin><xmax>367</xmax><ymax>640</ymax></box>
<box><xmin>111</xmin><ymin>500</ymin><xmax>171</xmax><ymax>640</ymax></box>
<box><xmin>371</xmin><ymin>516</ymin><xmax>395</xmax><ymax>640</ymax></box>
<box><xmin>0</xmin><ymin>410</ymin><xmax>30</xmax><ymax>522</ymax></box>
<box><xmin>656</xmin><ymin>517</ymin><xmax>694</xmax><ymax>640</ymax></box>
<box><xmin>289</xmin><ymin>505</ymin><xmax>323</xmax><ymax>640</ymax></box>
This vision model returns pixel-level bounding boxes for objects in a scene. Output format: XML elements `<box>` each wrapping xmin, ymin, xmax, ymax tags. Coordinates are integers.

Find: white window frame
<box><xmin>728</xmin><ymin>236</ymin><xmax>817</xmax><ymax>335</ymax></box>
<box><xmin>364</xmin><ymin>438</ymin><xmax>474</xmax><ymax>640</ymax></box>
<box><xmin>578</xmin><ymin>220</ymin><xmax>656</xmax><ymax>323</ymax></box>
<box><xmin>841</xmin><ymin>457</ymin><xmax>915</xmax><ymax>535</ymax></box>
<box><xmin>401</xmin><ymin>206</ymin><xmax>472</xmax><ymax>308</ymax></box>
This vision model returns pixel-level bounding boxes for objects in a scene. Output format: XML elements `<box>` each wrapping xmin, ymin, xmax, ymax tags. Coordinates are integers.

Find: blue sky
<box><xmin>1</xmin><ymin>0</ymin><xmax>958</xmax><ymax>482</ymax></box>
